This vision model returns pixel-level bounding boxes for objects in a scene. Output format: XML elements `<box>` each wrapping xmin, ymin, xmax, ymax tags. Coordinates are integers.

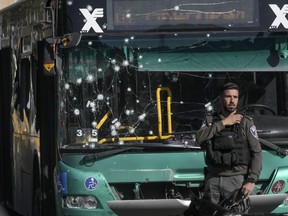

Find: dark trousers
<box><xmin>184</xmin><ymin>173</ymin><xmax>248</xmax><ymax>216</ymax></box>
<box><xmin>203</xmin><ymin>173</ymin><xmax>244</xmax><ymax>205</ymax></box>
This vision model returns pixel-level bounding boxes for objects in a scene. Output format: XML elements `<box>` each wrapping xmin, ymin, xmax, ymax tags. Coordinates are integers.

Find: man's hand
<box><xmin>221</xmin><ymin>113</ymin><xmax>243</xmax><ymax>126</ymax></box>
<box><xmin>241</xmin><ymin>182</ymin><xmax>255</xmax><ymax>198</ymax></box>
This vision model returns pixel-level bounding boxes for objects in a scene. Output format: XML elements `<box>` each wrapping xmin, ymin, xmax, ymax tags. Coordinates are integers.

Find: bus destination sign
<box><xmin>109</xmin><ymin>0</ymin><xmax>259</xmax><ymax>30</ymax></box>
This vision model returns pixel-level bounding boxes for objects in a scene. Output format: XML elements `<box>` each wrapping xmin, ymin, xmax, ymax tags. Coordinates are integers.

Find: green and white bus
<box><xmin>1</xmin><ymin>0</ymin><xmax>288</xmax><ymax>215</ymax></box>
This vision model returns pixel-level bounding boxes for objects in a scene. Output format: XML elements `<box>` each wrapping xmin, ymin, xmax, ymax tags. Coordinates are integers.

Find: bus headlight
<box><xmin>65</xmin><ymin>196</ymin><xmax>97</xmax><ymax>209</ymax></box>
<box><xmin>83</xmin><ymin>196</ymin><xmax>98</xmax><ymax>209</ymax></box>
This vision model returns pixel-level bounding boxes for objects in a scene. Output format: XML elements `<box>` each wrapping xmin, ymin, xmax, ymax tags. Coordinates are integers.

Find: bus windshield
<box><xmin>59</xmin><ymin>32</ymin><xmax>288</xmax><ymax>148</ymax></box>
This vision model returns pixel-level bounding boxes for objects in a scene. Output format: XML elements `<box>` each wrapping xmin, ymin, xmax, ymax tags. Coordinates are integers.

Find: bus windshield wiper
<box><xmin>82</xmin><ymin>147</ymin><xmax>143</xmax><ymax>163</ymax></box>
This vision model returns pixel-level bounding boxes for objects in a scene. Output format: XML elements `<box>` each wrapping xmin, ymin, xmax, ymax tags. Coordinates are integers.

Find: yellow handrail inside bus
<box><xmin>98</xmin><ymin>87</ymin><xmax>173</xmax><ymax>144</ymax></box>
<box><xmin>156</xmin><ymin>87</ymin><xmax>172</xmax><ymax>139</ymax></box>
<box><xmin>96</xmin><ymin>110</ymin><xmax>111</xmax><ymax>130</ymax></box>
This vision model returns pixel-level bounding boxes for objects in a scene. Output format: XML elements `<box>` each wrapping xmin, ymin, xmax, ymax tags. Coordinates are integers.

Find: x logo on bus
<box><xmin>269</xmin><ymin>4</ymin><xmax>288</xmax><ymax>29</ymax></box>
<box><xmin>79</xmin><ymin>8</ymin><xmax>104</xmax><ymax>33</ymax></box>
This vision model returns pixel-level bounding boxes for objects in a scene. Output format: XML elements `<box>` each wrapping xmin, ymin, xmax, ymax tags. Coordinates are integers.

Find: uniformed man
<box><xmin>196</xmin><ymin>82</ymin><xmax>262</xmax><ymax>213</ymax></box>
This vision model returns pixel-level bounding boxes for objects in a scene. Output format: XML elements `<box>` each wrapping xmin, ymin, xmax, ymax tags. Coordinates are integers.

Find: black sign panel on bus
<box><xmin>62</xmin><ymin>0</ymin><xmax>107</xmax><ymax>34</ymax></box>
<box><xmin>260</xmin><ymin>0</ymin><xmax>288</xmax><ymax>31</ymax></box>
<box><xmin>61</xmin><ymin>0</ymin><xmax>288</xmax><ymax>33</ymax></box>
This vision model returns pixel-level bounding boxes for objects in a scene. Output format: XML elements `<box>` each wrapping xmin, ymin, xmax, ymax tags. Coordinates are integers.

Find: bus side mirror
<box><xmin>60</xmin><ymin>33</ymin><xmax>82</xmax><ymax>48</ymax></box>
<box><xmin>278</xmin><ymin>50</ymin><xmax>288</xmax><ymax>59</ymax></box>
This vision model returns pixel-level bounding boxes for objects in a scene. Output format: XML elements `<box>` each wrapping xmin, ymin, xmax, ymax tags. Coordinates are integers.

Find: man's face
<box><xmin>220</xmin><ymin>89</ymin><xmax>239</xmax><ymax>113</ymax></box>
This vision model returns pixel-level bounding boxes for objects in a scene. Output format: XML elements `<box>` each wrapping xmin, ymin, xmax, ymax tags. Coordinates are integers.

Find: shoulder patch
<box><xmin>250</xmin><ymin>125</ymin><xmax>258</xmax><ymax>139</ymax></box>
